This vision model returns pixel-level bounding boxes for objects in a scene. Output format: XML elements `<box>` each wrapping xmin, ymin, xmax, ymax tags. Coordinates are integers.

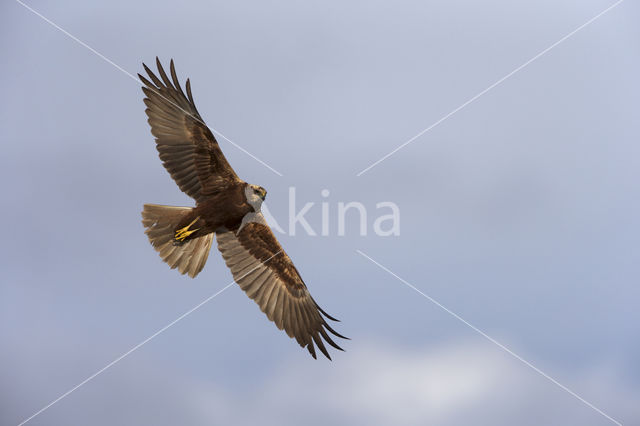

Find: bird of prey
<box><xmin>139</xmin><ymin>58</ymin><xmax>346</xmax><ymax>359</ymax></box>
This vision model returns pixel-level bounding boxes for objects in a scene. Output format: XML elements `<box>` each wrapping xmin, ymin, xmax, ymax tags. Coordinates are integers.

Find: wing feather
<box><xmin>254</xmin><ymin>278</ymin><xmax>272</xmax><ymax>307</ymax></box>
<box><xmin>281</xmin><ymin>293</ymin><xmax>293</xmax><ymax>337</ymax></box>
<box><xmin>245</xmin><ymin>270</ymin><xmax>271</xmax><ymax>298</ymax></box>
<box><xmin>267</xmin><ymin>285</ymin><xmax>281</xmax><ymax>323</ymax></box>
<box><xmin>216</xmin><ymin>215</ymin><xmax>347</xmax><ymax>360</ymax></box>
<box><xmin>140</xmin><ymin>58</ymin><xmax>240</xmax><ymax>201</ymax></box>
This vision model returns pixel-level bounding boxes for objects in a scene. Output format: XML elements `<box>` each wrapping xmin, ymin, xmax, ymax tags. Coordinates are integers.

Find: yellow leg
<box><xmin>175</xmin><ymin>217</ymin><xmax>200</xmax><ymax>241</ymax></box>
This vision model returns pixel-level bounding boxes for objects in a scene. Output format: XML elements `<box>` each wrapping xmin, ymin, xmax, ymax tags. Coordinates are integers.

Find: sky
<box><xmin>1</xmin><ymin>0</ymin><xmax>639</xmax><ymax>425</ymax></box>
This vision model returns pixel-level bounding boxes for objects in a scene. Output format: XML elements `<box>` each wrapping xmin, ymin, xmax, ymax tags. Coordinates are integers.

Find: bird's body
<box><xmin>139</xmin><ymin>58</ymin><xmax>346</xmax><ymax>359</ymax></box>
<box><xmin>174</xmin><ymin>183</ymin><xmax>253</xmax><ymax>240</ymax></box>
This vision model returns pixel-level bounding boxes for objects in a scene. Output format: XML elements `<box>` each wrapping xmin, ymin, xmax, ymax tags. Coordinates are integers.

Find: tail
<box><xmin>141</xmin><ymin>204</ymin><xmax>213</xmax><ymax>278</ymax></box>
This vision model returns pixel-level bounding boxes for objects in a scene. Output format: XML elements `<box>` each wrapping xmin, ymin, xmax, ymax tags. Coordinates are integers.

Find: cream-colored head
<box><xmin>245</xmin><ymin>184</ymin><xmax>267</xmax><ymax>211</ymax></box>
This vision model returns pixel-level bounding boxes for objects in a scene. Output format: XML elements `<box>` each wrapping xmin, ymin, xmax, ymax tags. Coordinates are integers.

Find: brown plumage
<box><xmin>139</xmin><ymin>58</ymin><xmax>346</xmax><ymax>359</ymax></box>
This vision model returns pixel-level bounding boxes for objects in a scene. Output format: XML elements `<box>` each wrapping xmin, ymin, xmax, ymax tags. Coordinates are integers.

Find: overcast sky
<box><xmin>2</xmin><ymin>0</ymin><xmax>639</xmax><ymax>425</ymax></box>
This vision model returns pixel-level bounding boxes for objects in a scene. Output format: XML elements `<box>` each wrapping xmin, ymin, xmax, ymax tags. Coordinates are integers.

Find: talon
<box><xmin>175</xmin><ymin>217</ymin><xmax>200</xmax><ymax>241</ymax></box>
<box><xmin>175</xmin><ymin>228</ymin><xmax>198</xmax><ymax>241</ymax></box>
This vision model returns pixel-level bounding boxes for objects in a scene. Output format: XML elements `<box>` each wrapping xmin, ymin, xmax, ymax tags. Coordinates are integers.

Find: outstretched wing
<box><xmin>139</xmin><ymin>58</ymin><xmax>241</xmax><ymax>201</ymax></box>
<box><xmin>216</xmin><ymin>214</ymin><xmax>347</xmax><ymax>359</ymax></box>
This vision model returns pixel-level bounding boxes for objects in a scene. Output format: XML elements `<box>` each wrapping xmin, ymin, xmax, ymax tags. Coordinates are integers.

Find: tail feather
<box><xmin>141</xmin><ymin>204</ymin><xmax>213</xmax><ymax>278</ymax></box>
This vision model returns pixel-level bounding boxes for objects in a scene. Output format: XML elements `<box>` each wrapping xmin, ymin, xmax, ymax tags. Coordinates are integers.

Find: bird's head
<box><xmin>246</xmin><ymin>184</ymin><xmax>267</xmax><ymax>210</ymax></box>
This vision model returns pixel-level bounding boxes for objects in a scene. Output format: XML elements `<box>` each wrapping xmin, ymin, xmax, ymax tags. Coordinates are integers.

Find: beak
<box><xmin>260</xmin><ymin>189</ymin><xmax>267</xmax><ymax>200</ymax></box>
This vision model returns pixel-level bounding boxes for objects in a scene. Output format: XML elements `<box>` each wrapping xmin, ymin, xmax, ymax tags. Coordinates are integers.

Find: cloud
<box><xmin>189</xmin><ymin>340</ymin><xmax>639</xmax><ymax>426</ymax></box>
<box><xmin>4</xmin><ymin>334</ymin><xmax>638</xmax><ymax>426</ymax></box>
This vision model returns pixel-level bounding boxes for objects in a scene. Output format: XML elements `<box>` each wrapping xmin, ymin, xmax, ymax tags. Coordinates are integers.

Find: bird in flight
<box><xmin>139</xmin><ymin>58</ymin><xmax>346</xmax><ymax>359</ymax></box>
